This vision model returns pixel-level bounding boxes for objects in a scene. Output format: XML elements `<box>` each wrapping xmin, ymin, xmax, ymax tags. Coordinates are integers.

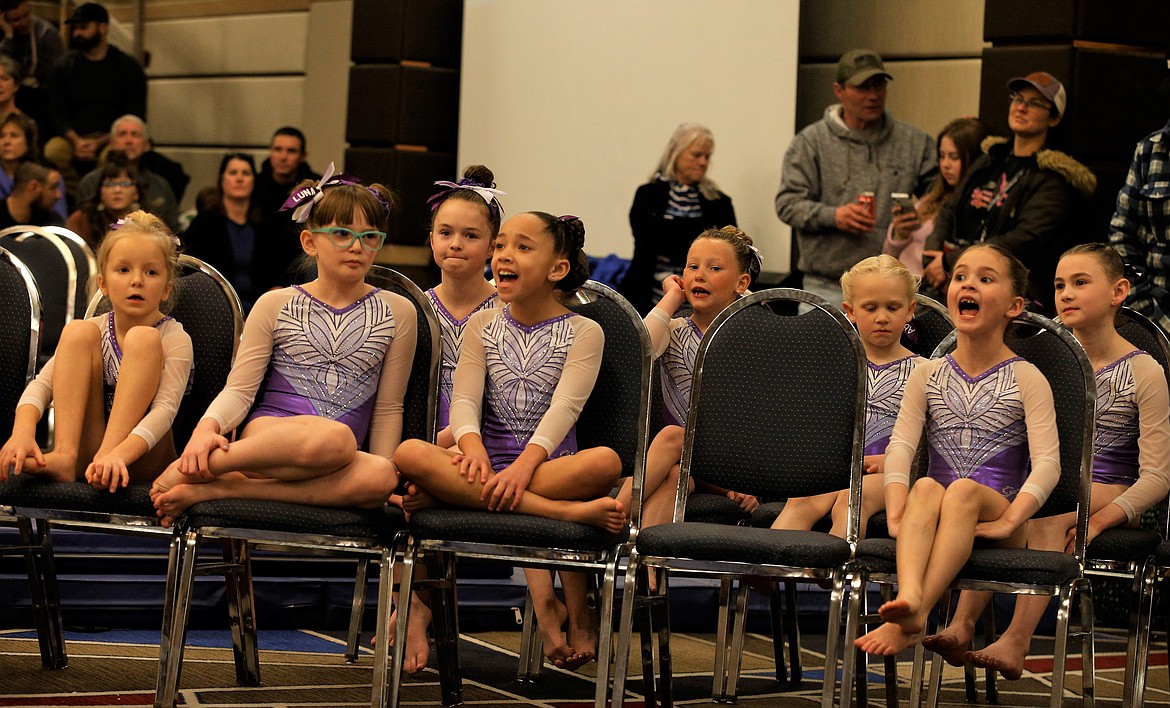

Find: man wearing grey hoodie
<box><xmin>776</xmin><ymin>49</ymin><xmax>936</xmax><ymax>304</ymax></box>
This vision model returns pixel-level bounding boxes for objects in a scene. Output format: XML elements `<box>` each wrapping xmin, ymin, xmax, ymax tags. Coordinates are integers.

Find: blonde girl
<box><xmin>1</xmin><ymin>211</ymin><xmax>193</xmax><ymax>491</ymax></box>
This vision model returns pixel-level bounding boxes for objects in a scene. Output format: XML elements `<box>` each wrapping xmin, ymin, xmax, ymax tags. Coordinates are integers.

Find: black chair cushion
<box><xmin>1154</xmin><ymin>540</ymin><xmax>1170</xmax><ymax>566</ymax></box>
<box><xmin>0</xmin><ymin>477</ymin><xmax>155</xmax><ymax>517</ymax></box>
<box><xmin>180</xmin><ymin>498</ymin><xmax>404</xmax><ymax>543</ymax></box>
<box><xmin>409</xmin><ymin>507</ymin><xmax>626</xmax><ymax>552</ymax></box>
<box><xmin>854</xmin><ymin>537</ymin><xmax>898</xmax><ymax>573</ymax></box>
<box><xmin>957</xmin><ymin>547</ymin><xmax>1080</xmax><ymax>586</ymax></box>
<box><xmin>636</xmin><ymin>522</ymin><xmax>850</xmax><ymax>568</ymax></box>
<box><xmin>1086</xmin><ymin>527</ymin><xmax>1162</xmax><ymax>563</ymax></box>
<box><xmin>685</xmin><ymin>493</ymin><xmax>750</xmax><ymax>525</ymax></box>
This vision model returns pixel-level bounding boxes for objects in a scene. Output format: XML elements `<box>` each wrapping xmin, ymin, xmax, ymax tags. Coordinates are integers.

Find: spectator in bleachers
<box><xmin>0</xmin><ymin>159</ymin><xmax>61</xmax><ymax>227</ymax></box>
<box><xmin>66</xmin><ymin>151</ymin><xmax>143</xmax><ymax>249</ymax></box>
<box><xmin>775</xmin><ymin>48</ymin><xmax>937</xmax><ymax>306</ymax></box>
<box><xmin>0</xmin><ymin>0</ymin><xmax>63</xmax><ymax>127</ymax></box>
<box><xmin>254</xmin><ymin>126</ymin><xmax>319</xmax><ymax>224</ymax></box>
<box><xmin>924</xmin><ymin>72</ymin><xmax>1096</xmax><ymax>315</ymax></box>
<box><xmin>74</xmin><ymin>116</ymin><xmax>181</xmax><ymax>230</ymax></box>
<box><xmin>181</xmin><ymin>152</ymin><xmax>298</xmax><ymax>311</ymax></box>
<box><xmin>0</xmin><ymin>55</ymin><xmax>21</xmax><ymax>118</ymax></box>
<box><xmin>43</xmin><ymin>2</ymin><xmax>145</xmax><ymax>192</ymax></box>
<box><xmin>0</xmin><ymin>110</ymin><xmax>65</xmax><ymax>220</ymax></box>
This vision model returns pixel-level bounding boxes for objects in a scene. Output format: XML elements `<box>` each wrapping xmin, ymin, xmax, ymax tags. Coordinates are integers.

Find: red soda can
<box><xmin>858</xmin><ymin>191</ymin><xmax>875</xmax><ymax>218</ymax></box>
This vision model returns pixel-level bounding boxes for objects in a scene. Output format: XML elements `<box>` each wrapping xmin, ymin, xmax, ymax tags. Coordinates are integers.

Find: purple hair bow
<box><xmin>278</xmin><ymin>162</ymin><xmax>360</xmax><ymax>223</ymax></box>
<box><xmin>427</xmin><ymin>179</ymin><xmax>506</xmax><ymax>217</ymax></box>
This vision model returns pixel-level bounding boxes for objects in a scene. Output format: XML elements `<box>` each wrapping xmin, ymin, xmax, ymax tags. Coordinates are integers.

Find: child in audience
<box><xmin>923</xmin><ymin>243</ymin><xmax>1170</xmax><ymax>679</ymax></box>
<box><xmin>772</xmin><ymin>254</ymin><xmax>922</xmax><ymax>538</ymax></box>
<box><xmin>150</xmin><ymin>165</ymin><xmax>416</xmax><ymax>526</ymax></box>
<box><xmin>615</xmin><ymin>225</ymin><xmax>761</xmax><ymax>534</ymax></box>
<box><xmin>855</xmin><ymin>243</ymin><xmax>1060</xmax><ymax>657</ymax></box>
<box><xmin>394</xmin><ymin>212</ymin><xmax>626</xmax><ymax>671</ymax></box>
<box><xmin>425</xmin><ymin>165</ymin><xmax>503</xmax><ymax>448</ymax></box>
<box><xmin>1</xmin><ymin>211</ymin><xmax>193</xmax><ymax>490</ymax></box>
<box><xmin>885</xmin><ymin>117</ymin><xmax>988</xmax><ymax>276</ymax></box>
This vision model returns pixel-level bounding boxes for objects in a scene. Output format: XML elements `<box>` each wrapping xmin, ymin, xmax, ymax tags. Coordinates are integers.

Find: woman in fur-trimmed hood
<box><xmin>924</xmin><ymin>71</ymin><xmax>1097</xmax><ymax>315</ymax></box>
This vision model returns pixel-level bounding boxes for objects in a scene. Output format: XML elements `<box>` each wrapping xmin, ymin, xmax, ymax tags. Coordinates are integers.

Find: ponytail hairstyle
<box><xmin>1060</xmin><ymin>242</ymin><xmax>1125</xmax><ymax>282</ymax></box>
<box><xmin>281</xmin><ymin>161</ymin><xmax>397</xmax><ymax>232</ymax></box>
<box><xmin>840</xmin><ymin>254</ymin><xmax>920</xmax><ymax>303</ymax></box>
<box><xmin>528</xmin><ymin>211</ymin><xmax>591</xmax><ymax>292</ymax></box>
<box><xmin>428</xmin><ymin>164</ymin><xmax>504</xmax><ymax>237</ymax></box>
<box><xmin>958</xmin><ymin>243</ymin><xmax>1030</xmax><ymax>299</ymax></box>
<box><xmin>693</xmin><ymin>225</ymin><xmax>761</xmax><ymax>287</ymax></box>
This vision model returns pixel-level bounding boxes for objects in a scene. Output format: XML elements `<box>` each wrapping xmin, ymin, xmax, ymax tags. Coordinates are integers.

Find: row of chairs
<box><xmin>3</xmin><ymin>246</ymin><xmax>1170</xmax><ymax>707</ymax></box>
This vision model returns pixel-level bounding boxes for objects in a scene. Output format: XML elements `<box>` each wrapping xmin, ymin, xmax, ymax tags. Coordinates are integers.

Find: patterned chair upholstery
<box><xmin>607</xmin><ymin>289</ymin><xmax>868</xmax><ymax>708</ymax></box>
<box><xmin>850</xmin><ymin>312</ymin><xmax>1097</xmax><ymax>708</ymax></box>
<box><xmin>154</xmin><ymin>265</ymin><xmax>438</xmax><ymax>708</ymax></box>
<box><xmin>389</xmin><ymin>281</ymin><xmax>654</xmax><ymax>708</ymax></box>
<box><xmin>0</xmin><ymin>226</ymin><xmax>85</xmax><ymax>364</ymax></box>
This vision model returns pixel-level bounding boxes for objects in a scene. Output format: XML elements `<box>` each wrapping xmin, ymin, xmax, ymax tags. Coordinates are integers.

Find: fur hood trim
<box><xmin>981</xmin><ymin>136</ymin><xmax>1096</xmax><ymax>197</ymax></box>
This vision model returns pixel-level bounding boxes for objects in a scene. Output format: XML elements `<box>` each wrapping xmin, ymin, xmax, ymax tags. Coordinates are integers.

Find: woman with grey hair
<box><xmin>0</xmin><ymin>56</ymin><xmax>23</xmax><ymax>118</ymax></box>
<box><xmin>618</xmin><ymin>122</ymin><xmax>736</xmax><ymax>314</ymax></box>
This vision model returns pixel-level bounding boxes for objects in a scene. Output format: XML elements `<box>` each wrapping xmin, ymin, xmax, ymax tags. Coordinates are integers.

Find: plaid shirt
<box><xmin>1110</xmin><ymin>118</ymin><xmax>1170</xmax><ymax>332</ymax></box>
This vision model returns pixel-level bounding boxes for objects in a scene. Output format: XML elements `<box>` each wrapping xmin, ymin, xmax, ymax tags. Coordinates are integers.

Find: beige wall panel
<box><xmin>796</xmin><ymin>58</ymin><xmax>983</xmax><ymax>138</ymax></box>
<box><xmin>303</xmin><ymin>0</ymin><xmax>352</xmax><ymax>168</ymax></box>
<box><xmin>144</xmin><ymin>13</ymin><xmax>308</xmax><ymax>76</ymax></box>
<box><xmin>799</xmin><ymin>0</ymin><xmax>985</xmax><ymax>58</ymax></box>
<box><xmin>148</xmin><ymin>76</ymin><xmax>305</xmax><ymax>146</ymax></box>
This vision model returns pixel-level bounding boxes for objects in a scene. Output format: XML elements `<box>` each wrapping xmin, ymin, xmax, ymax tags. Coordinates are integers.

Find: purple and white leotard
<box><xmin>1093</xmin><ymin>351</ymin><xmax>1144</xmax><ymax>486</ymax></box>
<box><xmin>426</xmin><ymin>288</ymin><xmax>498</xmax><ymax>430</ymax></box>
<box><xmin>864</xmin><ymin>356</ymin><xmax>922</xmax><ymax>455</ymax></box>
<box><xmin>658</xmin><ymin>317</ymin><xmax>703</xmax><ymax>427</ymax></box>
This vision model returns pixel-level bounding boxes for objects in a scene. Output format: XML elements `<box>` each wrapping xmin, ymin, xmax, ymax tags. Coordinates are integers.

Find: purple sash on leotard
<box><xmin>927</xmin><ymin>443</ymin><xmax>1030</xmax><ymax>500</ymax></box>
<box><xmin>481</xmin><ymin>424</ymin><xmax>578</xmax><ymax>471</ymax></box>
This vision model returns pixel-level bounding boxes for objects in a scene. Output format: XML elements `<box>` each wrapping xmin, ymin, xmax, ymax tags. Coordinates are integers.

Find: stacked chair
<box><xmin>606</xmin><ymin>288</ymin><xmax>868</xmax><ymax>708</ymax></box>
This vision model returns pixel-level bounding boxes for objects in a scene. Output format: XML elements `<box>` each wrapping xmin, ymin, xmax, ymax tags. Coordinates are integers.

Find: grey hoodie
<box><xmin>775</xmin><ymin>105</ymin><xmax>936</xmax><ymax>279</ymax></box>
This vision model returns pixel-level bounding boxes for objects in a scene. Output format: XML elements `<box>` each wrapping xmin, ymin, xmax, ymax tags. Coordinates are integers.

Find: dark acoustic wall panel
<box><xmin>351</xmin><ymin>0</ymin><xmax>463</xmax><ymax>68</ymax></box>
<box><xmin>345</xmin><ymin>147</ymin><xmax>457</xmax><ymax>247</ymax></box>
<box><xmin>346</xmin><ymin>65</ymin><xmax>460</xmax><ymax>151</ymax></box>
<box><xmin>985</xmin><ymin>0</ymin><xmax>1170</xmax><ymax>45</ymax></box>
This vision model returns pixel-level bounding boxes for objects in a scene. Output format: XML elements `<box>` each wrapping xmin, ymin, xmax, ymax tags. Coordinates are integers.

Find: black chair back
<box><xmin>685</xmin><ymin>288</ymin><xmax>866</xmax><ymax>503</ymax></box>
<box><xmin>0</xmin><ymin>247</ymin><xmax>41</xmax><ymax>437</ymax></box>
<box><xmin>567</xmin><ymin>281</ymin><xmax>654</xmax><ymax>481</ymax></box>
<box><xmin>906</xmin><ymin>293</ymin><xmax>954</xmax><ymax>358</ymax></box>
<box><xmin>43</xmin><ymin>226</ymin><xmax>96</xmax><ymax>319</ymax></box>
<box><xmin>1117</xmin><ymin>306</ymin><xmax>1170</xmax><ymax>379</ymax></box>
<box><xmin>366</xmin><ymin>265</ymin><xmax>440</xmax><ymax>446</ymax></box>
<box><xmin>87</xmin><ymin>255</ymin><xmax>244</xmax><ymax>452</ymax></box>
<box><xmin>0</xmin><ymin>227</ymin><xmax>80</xmax><ymax>358</ymax></box>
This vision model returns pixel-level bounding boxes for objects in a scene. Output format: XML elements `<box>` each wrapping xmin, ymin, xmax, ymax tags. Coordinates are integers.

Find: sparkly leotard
<box><xmin>18</xmin><ymin>312</ymin><xmax>194</xmax><ymax>450</ymax></box>
<box><xmin>426</xmin><ymin>289</ymin><xmax>498</xmax><ymax>430</ymax></box>
<box><xmin>864</xmin><ymin>356</ymin><xmax>923</xmax><ymax>456</ymax></box>
<box><xmin>657</xmin><ymin>316</ymin><xmax>703</xmax><ymax>427</ymax></box>
<box><xmin>884</xmin><ymin>355</ymin><xmax>1060</xmax><ymax>506</ymax></box>
<box><xmin>450</xmin><ymin>306</ymin><xmax>604</xmax><ymax>470</ymax></box>
<box><xmin>1091</xmin><ymin>350</ymin><xmax>1170</xmax><ymax>522</ymax></box>
<box><xmin>203</xmin><ymin>286</ymin><xmax>417</xmax><ymax>456</ymax></box>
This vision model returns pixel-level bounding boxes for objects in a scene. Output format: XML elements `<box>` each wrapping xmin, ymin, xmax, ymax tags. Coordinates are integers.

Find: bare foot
<box><xmin>32</xmin><ymin>451</ymin><xmax>79</xmax><ymax>482</ymax></box>
<box><xmin>564</xmin><ymin>497</ymin><xmax>626</xmax><ymax>532</ymax></box>
<box><xmin>855</xmin><ymin>621</ymin><xmax>921</xmax><ymax>656</ymax></box>
<box><xmin>152</xmin><ymin>480</ymin><xmax>223</xmax><ymax>527</ymax></box>
<box><xmin>561</xmin><ymin>615</ymin><xmax>597</xmax><ymax>671</ymax></box>
<box><xmin>401</xmin><ymin>483</ymin><xmax>437</xmax><ymax>515</ymax></box>
<box><xmin>397</xmin><ymin>596</ymin><xmax>432</xmax><ymax>674</ymax></box>
<box><xmin>922</xmin><ymin>631</ymin><xmax>970</xmax><ymax>667</ymax></box>
<box><xmin>878</xmin><ymin>597</ymin><xmax>914</xmax><ymax>623</ymax></box>
<box><xmin>533</xmin><ymin>594</ymin><xmax>576</xmax><ymax>666</ymax></box>
<box><xmin>965</xmin><ymin>635</ymin><xmax>1027</xmax><ymax>681</ymax></box>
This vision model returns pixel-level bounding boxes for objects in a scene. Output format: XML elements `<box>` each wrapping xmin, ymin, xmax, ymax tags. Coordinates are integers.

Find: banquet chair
<box><xmin>387</xmin><ymin>280</ymin><xmax>654</xmax><ymax>708</ymax></box>
<box><xmin>607</xmin><ymin>288</ymin><xmax>868</xmax><ymax>708</ymax></box>
<box><xmin>0</xmin><ymin>225</ymin><xmax>87</xmax><ymax>365</ymax></box>
<box><xmin>153</xmin><ymin>265</ymin><xmax>439</xmax><ymax>708</ymax></box>
<box><xmin>845</xmin><ymin>311</ymin><xmax>1096</xmax><ymax>708</ymax></box>
<box><xmin>0</xmin><ymin>254</ymin><xmax>242</xmax><ymax>671</ymax></box>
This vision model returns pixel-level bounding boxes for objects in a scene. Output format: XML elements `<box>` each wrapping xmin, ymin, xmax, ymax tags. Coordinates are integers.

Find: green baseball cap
<box><xmin>837</xmin><ymin>49</ymin><xmax>893</xmax><ymax>86</ymax></box>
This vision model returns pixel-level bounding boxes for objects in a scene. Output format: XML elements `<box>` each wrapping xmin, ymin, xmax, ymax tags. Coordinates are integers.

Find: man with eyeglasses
<box><xmin>775</xmin><ymin>48</ymin><xmax>937</xmax><ymax>306</ymax></box>
<box><xmin>1109</xmin><ymin>51</ymin><xmax>1170</xmax><ymax>333</ymax></box>
<box><xmin>924</xmin><ymin>71</ymin><xmax>1096</xmax><ymax>315</ymax></box>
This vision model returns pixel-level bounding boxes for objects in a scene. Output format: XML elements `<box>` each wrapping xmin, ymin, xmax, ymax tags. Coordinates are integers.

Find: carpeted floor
<box><xmin>1</xmin><ymin>626</ymin><xmax>1167</xmax><ymax>707</ymax></box>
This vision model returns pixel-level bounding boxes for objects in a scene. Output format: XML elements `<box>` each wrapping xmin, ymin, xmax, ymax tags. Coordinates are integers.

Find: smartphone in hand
<box><xmin>891</xmin><ymin>192</ymin><xmax>917</xmax><ymax>219</ymax></box>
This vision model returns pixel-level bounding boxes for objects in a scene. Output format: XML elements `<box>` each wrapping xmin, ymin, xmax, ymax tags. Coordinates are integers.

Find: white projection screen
<box><xmin>458</xmin><ymin>0</ymin><xmax>800</xmax><ymax>271</ymax></box>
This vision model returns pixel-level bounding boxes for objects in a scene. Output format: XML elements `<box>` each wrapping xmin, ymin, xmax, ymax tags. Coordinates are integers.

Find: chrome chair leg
<box><xmin>655</xmin><ymin>570</ymin><xmax>674</xmax><ymax>708</ymax></box>
<box><xmin>430</xmin><ymin>551</ymin><xmax>461</xmax><ymax>707</ymax></box>
<box><xmin>712</xmin><ymin>576</ymin><xmax>733</xmax><ymax>700</ymax></box>
<box><xmin>593</xmin><ymin>555</ymin><xmax>620</xmax><ymax>708</ymax></box>
<box><xmin>155</xmin><ymin>529</ymin><xmax>200</xmax><ymax>708</ymax></box>
<box><xmin>1080</xmin><ymin>582</ymin><xmax>1095</xmax><ymax>708</ymax></box>
<box><xmin>1125</xmin><ymin>559</ymin><xmax>1156</xmax><ymax>708</ymax></box>
<box><xmin>346</xmin><ymin>558</ymin><xmax>371</xmax><ymax>664</ymax></box>
<box><xmin>516</xmin><ymin>589</ymin><xmax>543</xmax><ymax>682</ymax></box>
<box><xmin>605</xmin><ymin>551</ymin><xmax>641</xmax><ymax>708</ymax></box>
<box><xmin>19</xmin><ymin>517</ymin><xmax>66</xmax><ymax>669</ymax></box>
<box><xmin>221</xmin><ymin>539</ymin><xmax>259</xmax><ymax>687</ymax></box>
<box><xmin>373</xmin><ymin>545</ymin><xmax>397</xmax><ymax>708</ymax></box>
<box><xmin>725</xmin><ymin>579</ymin><xmax>749</xmax><ymax>701</ymax></box>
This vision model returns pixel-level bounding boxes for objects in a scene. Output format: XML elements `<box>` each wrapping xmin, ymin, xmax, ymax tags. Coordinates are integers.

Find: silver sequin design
<box><xmin>427</xmin><ymin>289</ymin><xmax>497</xmax><ymax>408</ymax></box>
<box><xmin>865</xmin><ymin>356</ymin><xmax>919</xmax><ymax>449</ymax></box>
<box><xmin>269</xmin><ymin>287</ymin><xmax>395</xmax><ymax>420</ymax></box>
<box><xmin>660</xmin><ymin>318</ymin><xmax>703</xmax><ymax>426</ymax></box>
<box><xmin>927</xmin><ymin>356</ymin><xmax>1027</xmax><ymax>479</ymax></box>
<box><xmin>101</xmin><ymin>312</ymin><xmax>179</xmax><ymax>411</ymax></box>
<box><xmin>1094</xmin><ymin>352</ymin><xmax>1141</xmax><ymax>456</ymax></box>
<box><xmin>482</xmin><ymin>308</ymin><xmax>576</xmax><ymax>450</ymax></box>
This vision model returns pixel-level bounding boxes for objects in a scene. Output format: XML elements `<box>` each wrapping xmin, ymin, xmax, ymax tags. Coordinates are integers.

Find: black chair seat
<box><xmin>410</xmin><ymin>507</ymin><xmax>626</xmax><ymax>551</ymax></box>
<box><xmin>0</xmin><ymin>478</ymin><xmax>155</xmax><ymax>517</ymax></box>
<box><xmin>637</xmin><ymin>522</ymin><xmax>850</xmax><ymax>568</ymax></box>
<box><xmin>1085</xmin><ymin>527</ymin><xmax>1162</xmax><ymax>563</ymax></box>
<box><xmin>854</xmin><ymin>537</ymin><xmax>898</xmax><ymax>573</ymax></box>
<box><xmin>181</xmin><ymin>499</ymin><xmax>404</xmax><ymax>542</ymax></box>
<box><xmin>685</xmin><ymin>492</ymin><xmax>750</xmax><ymax>525</ymax></box>
<box><xmin>959</xmin><ymin>548</ymin><xmax>1080</xmax><ymax>586</ymax></box>
<box><xmin>1152</xmin><ymin>540</ymin><xmax>1170</xmax><ymax>566</ymax></box>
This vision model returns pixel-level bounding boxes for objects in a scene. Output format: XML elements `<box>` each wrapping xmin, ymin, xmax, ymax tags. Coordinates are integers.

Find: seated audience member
<box><xmin>0</xmin><ymin>0</ymin><xmax>64</xmax><ymax>125</ymax></box>
<box><xmin>181</xmin><ymin>152</ymin><xmax>298</xmax><ymax>311</ymax></box>
<box><xmin>253</xmin><ymin>126</ymin><xmax>319</xmax><ymax>224</ymax></box>
<box><xmin>74</xmin><ymin>116</ymin><xmax>181</xmax><ymax>229</ymax></box>
<box><xmin>44</xmin><ymin>3</ymin><xmax>146</xmax><ymax>191</ymax></box>
<box><xmin>66</xmin><ymin>151</ymin><xmax>143</xmax><ymax>249</ymax></box>
<box><xmin>924</xmin><ymin>72</ymin><xmax>1095</xmax><ymax>314</ymax></box>
<box><xmin>0</xmin><ymin>110</ymin><xmax>65</xmax><ymax>220</ymax></box>
<box><xmin>0</xmin><ymin>159</ymin><xmax>62</xmax><ymax>227</ymax></box>
<box><xmin>0</xmin><ymin>56</ymin><xmax>22</xmax><ymax>118</ymax></box>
